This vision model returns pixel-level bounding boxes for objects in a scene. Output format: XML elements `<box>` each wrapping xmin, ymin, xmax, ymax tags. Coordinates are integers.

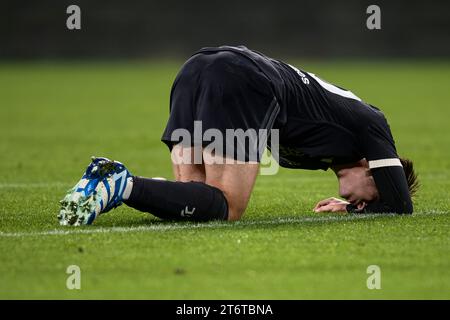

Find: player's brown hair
<box><xmin>399</xmin><ymin>157</ymin><xmax>419</xmax><ymax>198</ymax></box>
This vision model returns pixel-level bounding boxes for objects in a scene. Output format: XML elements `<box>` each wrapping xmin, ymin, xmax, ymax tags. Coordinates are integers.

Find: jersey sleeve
<box><xmin>348</xmin><ymin>110</ymin><xmax>413</xmax><ymax>214</ymax></box>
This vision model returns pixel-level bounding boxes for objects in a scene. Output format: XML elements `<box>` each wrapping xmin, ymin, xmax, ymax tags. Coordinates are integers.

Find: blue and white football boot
<box><xmin>58</xmin><ymin>157</ymin><xmax>132</xmax><ymax>226</ymax></box>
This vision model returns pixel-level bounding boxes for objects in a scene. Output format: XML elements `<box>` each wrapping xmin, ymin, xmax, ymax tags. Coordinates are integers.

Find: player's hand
<box><xmin>313</xmin><ymin>197</ymin><xmax>350</xmax><ymax>213</ymax></box>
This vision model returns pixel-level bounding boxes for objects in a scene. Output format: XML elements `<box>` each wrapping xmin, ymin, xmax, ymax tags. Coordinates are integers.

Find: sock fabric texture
<box><xmin>124</xmin><ymin>177</ymin><xmax>229</xmax><ymax>221</ymax></box>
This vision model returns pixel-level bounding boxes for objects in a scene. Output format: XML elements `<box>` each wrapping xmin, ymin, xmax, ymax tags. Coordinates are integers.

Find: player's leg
<box><xmin>58</xmin><ymin>154</ymin><xmax>232</xmax><ymax>225</ymax></box>
<box><xmin>170</xmin><ymin>144</ymin><xmax>258</xmax><ymax>220</ymax></box>
<box><xmin>170</xmin><ymin>145</ymin><xmax>259</xmax><ymax>220</ymax></box>
<box><xmin>203</xmin><ymin>150</ymin><xmax>259</xmax><ymax>220</ymax></box>
<box><xmin>121</xmin><ymin>144</ymin><xmax>224</xmax><ymax>221</ymax></box>
<box><xmin>58</xmin><ymin>50</ymin><xmax>275</xmax><ymax>226</ymax></box>
<box><xmin>171</xmin><ymin>144</ymin><xmax>205</xmax><ymax>182</ymax></box>
<box><xmin>123</xmin><ymin>145</ymin><xmax>258</xmax><ymax>221</ymax></box>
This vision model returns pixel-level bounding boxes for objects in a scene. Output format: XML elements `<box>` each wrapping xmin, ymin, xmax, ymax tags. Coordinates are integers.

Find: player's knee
<box><xmin>219</xmin><ymin>192</ymin><xmax>247</xmax><ymax>221</ymax></box>
<box><xmin>207</xmin><ymin>182</ymin><xmax>246</xmax><ymax>221</ymax></box>
<box><xmin>227</xmin><ymin>206</ymin><xmax>246</xmax><ymax>221</ymax></box>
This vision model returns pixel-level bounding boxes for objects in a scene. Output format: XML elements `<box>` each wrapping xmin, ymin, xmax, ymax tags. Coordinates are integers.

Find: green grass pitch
<box><xmin>0</xmin><ymin>60</ymin><xmax>449</xmax><ymax>299</ymax></box>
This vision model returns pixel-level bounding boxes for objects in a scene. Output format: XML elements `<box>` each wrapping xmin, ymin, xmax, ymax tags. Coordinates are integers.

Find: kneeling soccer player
<box><xmin>58</xmin><ymin>45</ymin><xmax>419</xmax><ymax>226</ymax></box>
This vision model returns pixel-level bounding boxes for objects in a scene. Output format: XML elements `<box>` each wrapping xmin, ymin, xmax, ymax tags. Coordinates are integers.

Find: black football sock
<box><xmin>123</xmin><ymin>177</ymin><xmax>229</xmax><ymax>221</ymax></box>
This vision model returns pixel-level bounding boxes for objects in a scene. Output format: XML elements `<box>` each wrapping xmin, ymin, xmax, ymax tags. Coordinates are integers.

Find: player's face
<box><xmin>335</xmin><ymin>160</ymin><xmax>379</xmax><ymax>205</ymax></box>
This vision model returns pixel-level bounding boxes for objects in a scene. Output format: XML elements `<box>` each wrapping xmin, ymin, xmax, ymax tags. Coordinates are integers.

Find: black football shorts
<box><xmin>161</xmin><ymin>50</ymin><xmax>280</xmax><ymax>162</ymax></box>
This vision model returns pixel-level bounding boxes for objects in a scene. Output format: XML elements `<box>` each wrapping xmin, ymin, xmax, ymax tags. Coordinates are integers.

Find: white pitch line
<box><xmin>0</xmin><ymin>214</ymin><xmax>388</xmax><ymax>238</ymax></box>
<box><xmin>0</xmin><ymin>182</ymin><xmax>71</xmax><ymax>189</ymax></box>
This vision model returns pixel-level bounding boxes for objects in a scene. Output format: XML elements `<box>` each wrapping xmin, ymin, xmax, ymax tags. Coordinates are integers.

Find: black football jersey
<box><xmin>194</xmin><ymin>45</ymin><xmax>413</xmax><ymax>214</ymax></box>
